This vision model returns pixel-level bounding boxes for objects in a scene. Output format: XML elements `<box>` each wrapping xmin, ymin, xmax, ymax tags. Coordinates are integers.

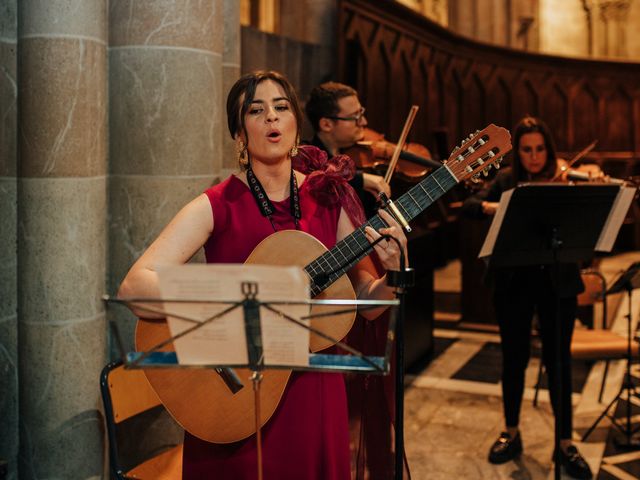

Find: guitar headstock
<box><xmin>444</xmin><ymin>124</ymin><xmax>512</xmax><ymax>183</ymax></box>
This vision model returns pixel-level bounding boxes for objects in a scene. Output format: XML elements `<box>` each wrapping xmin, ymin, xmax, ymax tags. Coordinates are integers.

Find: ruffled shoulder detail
<box><xmin>292</xmin><ymin>145</ymin><xmax>365</xmax><ymax>227</ymax></box>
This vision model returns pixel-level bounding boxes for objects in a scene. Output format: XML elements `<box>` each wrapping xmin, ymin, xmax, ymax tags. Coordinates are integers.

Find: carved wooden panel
<box><xmin>338</xmin><ymin>0</ymin><xmax>640</xmax><ymax>163</ymax></box>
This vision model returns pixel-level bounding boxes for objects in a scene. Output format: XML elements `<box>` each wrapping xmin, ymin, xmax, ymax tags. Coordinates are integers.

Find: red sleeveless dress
<box><xmin>181</xmin><ymin>174</ymin><xmax>351</xmax><ymax>480</ymax></box>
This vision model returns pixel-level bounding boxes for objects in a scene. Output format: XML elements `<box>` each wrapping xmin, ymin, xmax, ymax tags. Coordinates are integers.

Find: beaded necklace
<box><xmin>245</xmin><ymin>164</ymin><xmax>301</xmax><ymax>232</ymax></box>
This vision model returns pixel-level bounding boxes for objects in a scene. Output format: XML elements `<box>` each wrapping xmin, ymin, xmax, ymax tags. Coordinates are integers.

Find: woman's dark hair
<box><xmin>305</xmin><ymin>82</ymin><xmax>358</xmax><ymax>131</ymax></box>
<box><xmin>511</xmin><ymin>116</ymin><xmax>558</xmax><ymax>182</ymax></box>
<box><xmin>226</xmin><ymin>70</ymin><xmax>304</xmax><ymax>141</ymax></box>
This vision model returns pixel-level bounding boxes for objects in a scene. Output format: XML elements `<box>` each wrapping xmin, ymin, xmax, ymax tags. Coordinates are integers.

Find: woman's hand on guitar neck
<box><xmin>364</xmin><ymin>209</ymin><xmax>408</xmax><ymax>272</ymax></box>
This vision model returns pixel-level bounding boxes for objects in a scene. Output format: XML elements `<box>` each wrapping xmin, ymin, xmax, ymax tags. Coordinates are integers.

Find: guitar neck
<box><xmin>305</xmin><ymin>165</ymin><xmax>458</xmax><ymax>295</ymax></box>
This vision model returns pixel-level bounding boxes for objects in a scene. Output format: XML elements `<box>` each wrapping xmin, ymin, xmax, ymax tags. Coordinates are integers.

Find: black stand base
<box><xmin>582</xmin><ymin>284</ymin><xmax>640</xmax><ymax>448</ymax></box>
<box><xmin>582</xmin><ymin>374</ymin><xmax>640</xmax><ymax>447</ymax></box>
<box><xmin>613</xmin><ymin>433</ymin><xmax>640</xmax><ymax>450</ymax></box>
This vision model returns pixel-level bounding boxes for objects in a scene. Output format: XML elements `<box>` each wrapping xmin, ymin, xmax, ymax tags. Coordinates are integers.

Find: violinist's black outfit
<box><xmin>462</xmin><ymin>168</ymin><xmax>584</xmax><ymax>440</ymax></box>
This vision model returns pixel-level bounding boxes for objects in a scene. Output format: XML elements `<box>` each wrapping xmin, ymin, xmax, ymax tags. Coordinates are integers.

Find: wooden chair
<box><xmin>100</xmin><ymin>361</ymin><xmax>183</xmax><ymax>479</ymax></box>
<box><xmin>533</xmin><ymin>269</ymin><xmax>639</xmax><ymax>405</ymax></box>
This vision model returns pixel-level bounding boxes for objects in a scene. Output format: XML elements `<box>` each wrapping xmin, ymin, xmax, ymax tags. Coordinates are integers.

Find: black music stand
<box><xmin>104</xmin><ymin>268</ymin><xmax>399</xmax><ymax>480</ymax></box>
<box><xmin>480</xmin><ymin>183</ymin><xmax>622</xmax><ymax>480</ymax></box>
<box><xmin>581</xmin><ymin>261</ymin><xmax>640</xmax><ymax>448</ymax></box>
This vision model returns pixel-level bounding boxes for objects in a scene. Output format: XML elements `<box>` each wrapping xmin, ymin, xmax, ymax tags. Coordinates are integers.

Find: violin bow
<box><xmin>551</xmin><ymin>139</ymin><xmax>598</xmax><ymax>181</ymax></box>
<box><xmin>383</xmin><ymin>105</ymin><xmax>420</xmax><ymax>184</ymax></box>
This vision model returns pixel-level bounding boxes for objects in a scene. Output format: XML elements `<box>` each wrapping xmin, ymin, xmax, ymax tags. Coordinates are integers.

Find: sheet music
<box><xmin>156</xmin><ymin>264</ymin><xmax>310</xmax><ymax>367</ymax></box>
<box><xmin>478</xmin><ymin>188</ymin><xmax>515</xmax><ymax>258</ymax></box>
<box><xmin>595</xmin><ymin>186</ymin><xmax>636</xmax><ymax>252</ymax></box>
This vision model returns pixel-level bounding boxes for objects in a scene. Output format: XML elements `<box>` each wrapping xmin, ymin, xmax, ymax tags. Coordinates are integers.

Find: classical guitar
<box><xmin>135</xmin><ymin>124</ymin><xmax>512</xmax><ymax>444</ymax></box>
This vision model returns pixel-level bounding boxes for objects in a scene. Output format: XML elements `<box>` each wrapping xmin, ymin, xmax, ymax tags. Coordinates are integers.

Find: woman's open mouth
<box><xmin>267</xmin><ymin>130</ymin><xmax>282</xmax><ymax>142</ymax></box>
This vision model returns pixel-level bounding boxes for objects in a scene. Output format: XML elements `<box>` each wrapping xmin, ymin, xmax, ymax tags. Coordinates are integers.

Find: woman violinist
<box><xmin>118</xmin><ymin>70</ymin><xmax>407</xmax><ymax>479</ymax></box>
<box><xmin>462</xmin><ymin>117</ymin><xmax>593</xmax><ymax>479</ymax></box>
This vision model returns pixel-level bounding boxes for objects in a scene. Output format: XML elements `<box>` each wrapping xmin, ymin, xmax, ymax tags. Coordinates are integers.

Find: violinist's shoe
<box><xmin>488</xmin><ymin>431</ymin><xmax>522</xmax><ymax>464</ymax></box>
<box><xmin>554</xmin><ymin>445</ymin><xmax>592</xmax><ymax>479</ymax></box>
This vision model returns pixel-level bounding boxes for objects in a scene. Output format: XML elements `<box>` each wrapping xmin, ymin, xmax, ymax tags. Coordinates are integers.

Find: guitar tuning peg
<box><xmin>475</xmin><ymin>129</ymin><xmax>480</xmax><ymax>134</ymax></box>
<box><xmin>470</xmin><ymin>175</ymin><xmax>481</xmax><ymax>183</ymax></box>
<box><xmin>494</xmin><ymin>161</ymin><xmax>501</xmax><ymax>170</ymax></box>
<box><xmin>482</xmin><ymin>168</ymin><xmax>489</xmax><ymax>177</ymax></box>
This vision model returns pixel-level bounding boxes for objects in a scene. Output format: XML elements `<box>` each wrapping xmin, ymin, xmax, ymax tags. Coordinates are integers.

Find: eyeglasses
<box><xmin>326</xmin><ymin>107</ymin><xmax>366</xmax><ymax>124</ymax></box>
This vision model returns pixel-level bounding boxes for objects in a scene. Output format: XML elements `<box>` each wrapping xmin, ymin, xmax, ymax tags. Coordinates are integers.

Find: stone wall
<box><xmin>446</xmin><ymin>0</ymin><xmax>640</xmax><ymax>61</ymax></box>
<box><xmin>0</xmin><ymin>0</ymin><xmax>17</xmax><ymax>478</ymax></box>
<box><xmin>0</xmin><ymin>1</ymin><xmax>240</xmax><ymax>477</ymax></box>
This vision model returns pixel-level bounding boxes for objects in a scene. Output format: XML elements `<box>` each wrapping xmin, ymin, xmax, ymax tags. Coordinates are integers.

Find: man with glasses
<box><xmin>305</xmin><ymin>82</ymin><xmax>390</xmax><ymax>216</ymax></box>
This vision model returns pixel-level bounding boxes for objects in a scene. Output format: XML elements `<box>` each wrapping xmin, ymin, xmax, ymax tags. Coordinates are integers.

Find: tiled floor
<box><xmin>403</xmin><ymin>252</ymin><xmax>640</xmax><ymax>479</ymax></box>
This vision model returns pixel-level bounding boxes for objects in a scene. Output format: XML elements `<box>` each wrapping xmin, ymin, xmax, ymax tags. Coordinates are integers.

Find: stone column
<box><xmin>222</xmin><ymin>0</ymin><xmax>241</xmax><ymax>173</ymax></box>
<box><xmin>0</xmin><ymin>0</ymin><xmax>17</xmax><ymax>478</ymax></box>
<box><xmin>108</xmin><ymin>0</ymin><xmax>224</xmax><ymax>350</ymax></box>
<box><xmin>17</xmin><ymin>0</ymin><xmax>107</xmax><ymax>477</ymax></box>
<box><xmin>539</xmin><ymin>0</ymin><xmax>588</xmax><ymax>56</ymax></box>
<box><xmin>424</xmin><ymin>0</ymin><xmax>449</xmax><ymax>26</ymax></box>
<box><xmin>599</xmin><ymin>0</ymin><xmax>632</xmax><ymax>58</ymax></box>
<box><xmin>448</xmin><ymin>0</ymin><xmax>479</xmax><ymax>39</ymax></box>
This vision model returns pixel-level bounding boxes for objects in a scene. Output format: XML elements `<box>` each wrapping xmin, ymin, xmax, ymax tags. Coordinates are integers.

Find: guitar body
<box><xmin>135</xmin><ymin>230</ymin><xmax>356</xmax><ymax>444</ymax></box>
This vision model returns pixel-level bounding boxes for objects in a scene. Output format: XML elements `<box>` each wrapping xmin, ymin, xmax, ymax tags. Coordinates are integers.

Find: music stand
<box><xmin>581</xmin><ymin>261</ymin><xmax>640</xmax><ymax>448</ymax></box>
<box><xmin>480</xmin><ymin>183</ymin><xmax>624</xmax><ymax>480</ymax></box>
<box><xmin>104</xmin><ymin>268</ymin><xmax>399</xmax><ymax>480</ymax></box>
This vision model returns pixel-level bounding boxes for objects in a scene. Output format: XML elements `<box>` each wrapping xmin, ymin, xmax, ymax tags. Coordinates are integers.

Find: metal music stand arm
<box><xmin>382</xmin><ymin>236</ymin><xmax>415</xmax><ymax>480</ymax></box>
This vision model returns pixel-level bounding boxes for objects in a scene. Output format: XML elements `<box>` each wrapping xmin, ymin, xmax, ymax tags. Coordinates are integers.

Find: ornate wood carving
<box><xmin>338</xmin><ymin>0</ymin><xmax>640</xmax><ymax>169</ymax></box>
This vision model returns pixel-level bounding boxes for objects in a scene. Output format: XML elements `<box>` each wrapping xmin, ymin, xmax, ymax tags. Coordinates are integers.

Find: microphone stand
<box><xmin>385</xmin><ymin>236</ymin><xmax>414</xmax><ymax>480</ymax></box>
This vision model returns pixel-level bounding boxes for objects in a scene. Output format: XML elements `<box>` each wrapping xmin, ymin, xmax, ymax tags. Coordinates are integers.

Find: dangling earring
<box><xmin>290</xmin><ymin>137</ymin><xmax>300</xmax><ymax>157</ymax></box>
<box><xmin>237</xmin><ymin>141</ymin><xmax>248</xmax><ymax>165</ymax></box>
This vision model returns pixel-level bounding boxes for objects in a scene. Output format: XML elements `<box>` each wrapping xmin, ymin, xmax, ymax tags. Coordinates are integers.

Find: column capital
<box><xmin>598</xmin><ymin>0</ymin><xmax>633</xmax><ymax>22</ymax></box>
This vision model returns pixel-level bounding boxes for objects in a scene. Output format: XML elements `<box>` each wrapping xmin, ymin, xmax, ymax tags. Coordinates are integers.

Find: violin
<box><xmin>560</xmin><ymin>163</ymin><xmax>629</xmax><ymax>185</ymax></box>
<box><xmin>342</xmin><ymin>127</ymin><xmax>440</xmax><ymax>184</ymax></box>
<box><xmin>554</xmin><ymin>140</ymin><xmax>628</xmax><ymax>185</ymax></box>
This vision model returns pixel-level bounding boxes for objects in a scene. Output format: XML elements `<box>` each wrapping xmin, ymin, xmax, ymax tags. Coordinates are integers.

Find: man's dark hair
<box><xmin>305</xmin><ymin>82</ymin><xmax>358</xmax><ymax>131</ymax></box>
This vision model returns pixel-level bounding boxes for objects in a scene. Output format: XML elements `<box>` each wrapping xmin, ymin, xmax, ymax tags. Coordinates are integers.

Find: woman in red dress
<box><xmin>118</xmin><ymin>70</ymin><xmax>407</xmax><ymax>479</ymax></box>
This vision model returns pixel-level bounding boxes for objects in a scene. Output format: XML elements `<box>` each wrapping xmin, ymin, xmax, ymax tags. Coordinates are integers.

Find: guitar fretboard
<box><xmin>304</xmin><ymin>165</ymin><xmax>458</xmax><ymax>296</ymax></box>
